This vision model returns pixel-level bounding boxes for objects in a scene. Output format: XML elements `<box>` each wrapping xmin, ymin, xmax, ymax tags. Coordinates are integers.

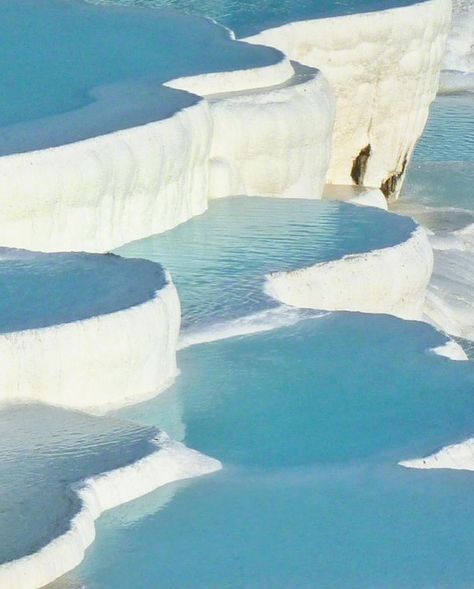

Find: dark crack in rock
<box><xmin>351</xmin><ymin>144</ymin><xmax>371</xmax><ymax>185</ymax></box>
<box><xmin>380</xmin><ymin>154</ymin><xmax>408</xmax><ymax>199</ymax></box>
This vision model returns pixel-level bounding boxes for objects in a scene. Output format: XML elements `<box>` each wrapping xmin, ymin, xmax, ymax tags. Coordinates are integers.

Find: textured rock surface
<box><xmin>0</xmin><ymin>100</ymin><xmax>212</xmax><ymax>252</ymax></box>
<box><xmin>245</xmin><ymin>0</ymin><xmax>452</xmax><ymax>198</ymax></box>
<box><xmin>207</xmin><ymin>63</ymin><xmax>334</xmax><ymax>199</ymax></box>
<box><xmin>400</xmin><ymin>436</ymin><xmax>474</xmax><ymax>470</ymax></box>
<box><xmin>0</xmin><ymin>274</ymin><xmax>180</xmax><ymax>410</ymax></box>
<box><xmin>265</xmin><ymin>225</ymin><xmax>434</xmax><ymax>320</ymax></box>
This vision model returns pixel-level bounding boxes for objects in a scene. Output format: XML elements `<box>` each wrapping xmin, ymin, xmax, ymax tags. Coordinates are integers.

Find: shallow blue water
<box><xmin>71</xmin><ymin>314</ymin><xmax>474</xmax><ymax>589</ymax></box>
<box><xmin>95</xmin><ymin>0</ymin><xmax>421</xmax><ymax>36</ymax></box>
<box><xmin>0</xmin><ymin>0</ymin><xmax>281</xmax><ymax>153</ymax></box>
<box><xmin>395</xmin><ymin>93</ymin><xmax>474</xmax><ymax>225</ymax></box>
<box><xmin>58</xmin><ymin>194</ymin><xmax>474</xmax><ymax>588</ymax></box>
<box><xmin>413</xmin><ymin>94</ymin><xmax>474</xmax><ymax>166</ymax></box>
<box><xmin>0</xmin><ymin>1</ymin><xmax>469</xmax><ymax>587</ymax></box>
<box><xmin>117</xmin><ymin>197</ymin><xmax>416</xmax><ymax>331</ymax></box>
<box><xmin>86</xmin><ymin>468</ymin><xmax>474</xmax><ymax>589</ymax></box>
<box><xmin>0</xmin><ymin>404</ymin><xmax>158</xmax><ymax>564</ymax></box>
<box><xmin>0</xmin><ymin>250</ymin><xmax>165</xmax><ymax>333</ymax></box>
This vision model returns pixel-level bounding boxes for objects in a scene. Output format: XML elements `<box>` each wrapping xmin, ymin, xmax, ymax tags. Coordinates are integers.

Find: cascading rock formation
<box><xmin>0</xmin><ymin>0</ymin><xmax>463</xmax><ymax>588</ymax></box>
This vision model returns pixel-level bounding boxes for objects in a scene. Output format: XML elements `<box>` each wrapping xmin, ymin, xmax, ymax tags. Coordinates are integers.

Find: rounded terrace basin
<box><xmin>0</xmin><ymin>249</ymin><xmax>180</xmax><ymax>409</ymax></box>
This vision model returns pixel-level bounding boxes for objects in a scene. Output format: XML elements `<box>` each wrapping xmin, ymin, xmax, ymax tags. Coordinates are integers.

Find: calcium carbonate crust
<box><xmin>0</xmin><ymin>100</ymin><xmax>212</xmax><ymax>253</ymax></box>
<box><xmin>0</xmin><ymin>274</ymin><xmax>181</xmax><ymax>410</ymax></box>
<box><xmin>207</xmin><ymin>63</ymin><xmax>335</xmax><ymax>199</ymax></box>
<box><xmin>430</xmin><ymin>339</ymin><xmax>469</xmax><ymax>360</ymax></box>
<box><xmin>265</xmin><ymin>225</ymin><xmax>434</xmax><ymax>320</ymax></box>
<box><xmin>400</xmin><ymin>436</ymin><xmax>474</xmax><ymax>470</ymax></box>
<box><xmin>0</xmin><ymin>0</ymin><xmax>452</xmax><ymax>251</ymax></box>
<box><xmin>0</xmin><ymin>53</ymin><xmax>334</xmax><ymax>252</ymax></box>
<box><xmin>245</xmin><ymin>0</ymin><xmax>452</xmax><ymax>198</ymax></box>
<box><xmin>0</xmin><ymin>432</ymin><xmax>221</xmax><ymax>589</ymax></box>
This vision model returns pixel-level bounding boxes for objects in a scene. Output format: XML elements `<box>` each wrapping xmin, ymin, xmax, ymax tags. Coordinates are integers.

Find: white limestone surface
<box><xmin>400</xmin><ymin>437</ymin><xmax>474</xmax><ymax>470</ymax></box>
<box><xmin>0</xmin><ymin>99</ymin><xmax>212</xmax><ymax>253</ymax></box>
<box><xmin>0</xmin><ymin>54</ymin><xmax>332</xmax><ymax>253</ymax></box>
<box><xmin>347</xmin><ymin>189</ymin><xmax>388</xmax><ymax>210</ymax></box>
<box><xmin>0</xmin><ymin>432</ymin><xmax>221</xmax><ymax>589</ymax></box>
<box><xmin>245</xmin><ymin>0</ymin><xmax>452</xmax><ymax>198</ymax></box>
<box><xmin>207</xmin><ymin>63</ymin><xmax>335</xmax><ymax>199</ymax></box>
<box><xmin>0</xmin><ymin>277</ymin><xmax>181</xmax><ymax>411</ymax></box>
<box><xmin>265</xmin><ymin>225</ymin><xmax>433</xmax><ymax>320</ymax></box>
<box><xmin>430</xmin><ymin>339</ymin><xmax>468</xmax><ymax>360</ymax></box>
<box><xmin>0</xmin><ymin>0</ymin><xmax>298</xmax><ymax>254</ymax></box>
<box><xmin>166</xmin><ymin>52</ymin><xmax>293</xmax><ymax>96</ymax></box>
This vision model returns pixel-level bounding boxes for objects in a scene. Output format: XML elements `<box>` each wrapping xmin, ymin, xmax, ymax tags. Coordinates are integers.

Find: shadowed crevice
<box><xmin>351</xmin><ymin>144</ymin><xmax>371</xmax><ymax>185</ymax></box>
<box><xmin>380</xmin><ymin>154</ymin><xmax>408</xmax><ymax>198</ymax></box>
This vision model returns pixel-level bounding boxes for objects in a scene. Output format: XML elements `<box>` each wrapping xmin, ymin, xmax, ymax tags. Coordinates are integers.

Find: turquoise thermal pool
<box><xmin>117</xmin><ymin>197</ymin><xmax>418</xmax><ymax>334</ymax></box>
<box><xmin>0</xmin><ymin>0</ymin><xmax>472</xmax><ymax>587</ymax></box>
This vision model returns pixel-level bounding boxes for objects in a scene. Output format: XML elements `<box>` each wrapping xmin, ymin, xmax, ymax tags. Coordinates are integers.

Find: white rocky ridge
<box><xmin>245</xmin><ymin>0</ymin><xmax>452</xmax><ymax>198</ymax></box>
<box><xmin>0</xmin><ymin>57</ymin><xmax>334</xmax><ymax>252</ymax></box>
<box><xmin>400</xmin><ymin>436</ymin><xmax>474</xmax><ymax>470</ymax></box>
<box><xmin>0</xmin><ymin>99</ymin><xmax>212</xmax><ymax>252</ymax></box>
<box><xmin>0</xmin><ymin>0</ymin><xmax>452</xmax><ymax>251</ymax></box>
<box><xmin>0</xmin><ymin>275</ymin><xmax>180</xmax><ymax>411</ymax></box>
<box><xmin>430</xmin><ymin>339</ymin><xmax>468</xmax><ymax>360</ymax></box>
<box><xmin>0</xmin><ymin>432</ymin><xmax>221</xmax><ymax>589</ymax></box>
<box><xmin>207</xmin><ymin>63</ymin><xmax>335</xmax><ymax>200</ymax></box>
<box><xmin>265</xmin><ymin>225</ymin><xmax>433</xmax><ymax>320</ymax></box>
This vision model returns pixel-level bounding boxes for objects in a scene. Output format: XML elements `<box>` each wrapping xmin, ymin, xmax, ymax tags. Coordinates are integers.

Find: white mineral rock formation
<box><xmin>424</xmin><ymin>224</ymin><xmax>474</xmax><ymax>341</ymax></box>
<box><xmin>323</xmin><ymin>185</ymin><xmax>388</xmax><ymax>209</ymax></box>
<box><xmin>0</xmin><ymin>0</ymin><xmax>452</xmax><ymax>250</ymax></box>
<box><xmin>0</xmin><ymin>277</ymin><xmax>181</xmax><ymax>411</ymax></box>
<box><xmin>400</xmin><ymin>437</ymin><xmax>474</xmax><ymax>470</ymax></box>
<box><xmin>0</xmin><ymin>99</ymin><xmax>212</xmax><ymax>253</ymax></box>
<box><xmin>207</xmin><ymin>63</ymin><xmax>334</xmax><ymax>199</ymax></box>
<box><xmin>430</xmin><ymin>339</ymin><xmax>469</xmax><ymax>360</ymax></box>
<box><xmin>245</xmin><ymin>0</ymin><xmax>452</xmax><ymax>198</ymax></box>
<box><xmin>0</xmin><ymin>58</ymin><xmax>334</xmax><ymax>252</ymax></box>
<box><xmin>265</xmin><ymin>225</ymin><xmax>433</xmax><ymax>320</ymax></box>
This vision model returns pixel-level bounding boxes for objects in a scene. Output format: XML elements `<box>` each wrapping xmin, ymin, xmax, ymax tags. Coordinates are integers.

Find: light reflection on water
<box><xmin>117</xmin><ymin>197</ymin><xmax>416</xmax><ymax>331</ymax></box>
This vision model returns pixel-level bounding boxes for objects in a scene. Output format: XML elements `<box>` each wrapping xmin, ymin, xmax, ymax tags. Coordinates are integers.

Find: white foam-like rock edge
<box><xmin>0</xmin><ymin>0</ymin><xmax>452</xmax><ymax>250</ymax></box>
<box><xmin>0</xmin><ymin>432</ymin><xmax>221</xmax><ymax>589</ymax></box>
<box><xmin>0</xmin><ymin>57</ymin><xmax>335</xmax><ymax>252</ymax></box>
<box><xmin>0</xmin><ymin>275</ymin><xmax>181</xmax><ymax>411</ymax></box>
<box><xmin>400</xmin><ymin>437</ymin><xmax>474</xmax><ymax>470</ymax></box>
<box><xmin>429</xmin><ymin>339</ymin><xmax>468</xmax><ymax>361</ymax></box>
<box><xmin>245</xmin><ymin>0</ymin><xmax>452</xmax><ymax>197</ymax></box>
<box><xmin>207</xmin><ymin>64</ymin><xmax>335</xmax><ymax>200</ymax></box>
<box><xmin>265</xmin><ymin>225</ymin><xmax>433</xmax><ymax>320</ymax></box>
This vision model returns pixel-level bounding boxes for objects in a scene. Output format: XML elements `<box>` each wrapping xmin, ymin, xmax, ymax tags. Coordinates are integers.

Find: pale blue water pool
<box><xmin>117</xmin><ymin>197</ymin><xmax>416</xmax><ymax>332</ymax></box>
<box><xmin>400</xmin><ymin>93</ymin><xmax>474</xmax><ymax>214</ymax></box>
<box><xmin>0</xmin><ymin>0</ymin><xmax>282</xmax><ymax>153</ymax></box>
<box><xmin>0</xmin><ymin>249</ymin><xmax>165</xmax><ymax>333</ymax></box>
<box><xmin>70</xmin><ymin>314</ymin><xmax>474</xmax><ymax>589</ymax></box>
<box><xmin>0</xmin><ymin>404</ymin><xmax>159</xmax><ymax>564</ymax></box>
<box><xmin>413</xmin><ymin>94</ymin><xmax>474</xmax><ymax>165</ymax></box>
<box><xmin>58</xmin><ymin>195</ymin><xmax>473</xmax><ymax>589</ymax></box>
